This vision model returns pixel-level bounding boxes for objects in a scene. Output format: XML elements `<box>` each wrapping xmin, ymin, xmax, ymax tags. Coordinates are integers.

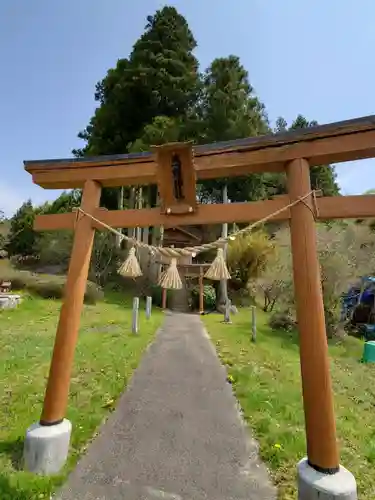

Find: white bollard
<box><xmin>251</xmin><ymin>305</ymin><xmax>257</xmax><ymax>342</ymax></box>
<box><xmin>146</xmin><ymin>296</ymin><xmax>152</xmax><ymax>319</ymax></box>
<box><xmin>223</xmin><ymin>298</ymin><xmax>232</xmax><ymax>324</ymax></box>
<box><xmin>132</xmin><ymin>297</ymin><xmax>139</xmax><ymax>334</ymax></box>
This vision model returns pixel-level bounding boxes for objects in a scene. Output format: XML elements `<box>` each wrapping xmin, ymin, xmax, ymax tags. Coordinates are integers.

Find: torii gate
<box><xmin>23</xmin><ymin>116</ymin><xmax>375</xmax><ymax>497</ymax></box>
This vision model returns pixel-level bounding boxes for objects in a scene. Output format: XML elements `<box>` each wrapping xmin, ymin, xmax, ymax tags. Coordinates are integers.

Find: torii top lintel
<box><xmin>24</xmin><ymin>114</ymin><xmax>375</xmax><ymax>190</ymax></box>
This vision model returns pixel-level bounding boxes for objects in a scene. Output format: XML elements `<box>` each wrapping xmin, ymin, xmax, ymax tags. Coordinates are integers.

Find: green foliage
<box><xmin>0</xmin><ymin>268</ymin><xmax>103</xmax><ymax>304</ymax></box>
<box><xmin>74</xmin><ymin>6</ymin><xmax>199</xmax><ymax>159</ymax></box>
<box><xmin>6</xmin><ymin>192</ymin><xmax>83</xmax><ymax>259</ymax></box>
<box><xmin>6</xmin><ymin>200</ymin><xmax>38</xmax><ymax>257</ymax></box>
<box><xmin>0</xmin><ymin>293</ymin><xmax>163</xmax><ymax>499</ymax></box>
<box><xmin>203</xmin><ymin>309</ymin><xmax>375</xmax><ymax>499</ymax></box>
<box><xmin>71</xmin><ymin>7</ymin><xmax>340</xmax><ymax>211</ymax></box>
<box><xmin>128</xmin><ymin>115</ymin><xmax>181</xmax><ymax>153</ymax></box>
<box><xmin>191</xmin><ymin>284</ymin><xmax>216</xmax><ymax>310</ymax></box>
<box><xmin>261</xmin><ymin>223</ymin><xmax>375</xmax><ymax>337</ymax></box>
<box><xmin>197</xmin><ymin>56</ymin><xmax>273</xmax><ymax>203</ymax></box>
<box><xmin>269</xmin><ymin>311</ymin><xmax>295</xmax><ymax>332</ymax></box>
<box><xmin>40</xmin><ymin>190</ymin><xmax>81</xmax><ymax>214</ymax></box>
<box><xmin>200</xmin><ymin>56</ymin><xmax>269</xmax><ymax>143</ymax></box>
<box><xmin>34</xmin><ymin>230</ymin><xmax>73</xmax><ymax>270</ymax></box>
<box><xmin>227</xmin><ymin>231</ymin><xmax>275</xmax><ymax>289</ymax></box>
<box><xmin>73</xmin><ymin>6</ymin><xmax>200</xmax><ymax>210</ymax></box>
<box><xmin>90</xmin><ymin>232</ymin><xmax>124</xmax><ymax>287</ymax></box>
<box><xmin>288</xmin><ymin>115</ymin><xmax>340</xmax><ymax>196</ymax></box>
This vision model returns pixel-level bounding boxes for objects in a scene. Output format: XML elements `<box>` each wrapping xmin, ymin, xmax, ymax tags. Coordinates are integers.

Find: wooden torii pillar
<box><xmin>23</xmin><ymin>116</ymin><xmax>375</xmax><ymax>495</ymax></box>
<box><xmin>40</xmin><ymin>180</ymin><xmax>102</xmax><ymax>425</ymax></box>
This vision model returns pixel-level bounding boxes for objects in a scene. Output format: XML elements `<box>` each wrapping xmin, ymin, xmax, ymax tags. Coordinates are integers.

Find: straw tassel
<box><xmin>158</xmin><ymin>258</ymin><xmax>182</xmax><ymax>290</ymax></box>
<box><xmin>118</xmin><ymin>247</ymin><xmax>143</xmax><ymax>278</ymax></box>
<box><xmin>205</xmin><ymin>248</ymin><xmax>231</xmax><ymax>281</ymax></box>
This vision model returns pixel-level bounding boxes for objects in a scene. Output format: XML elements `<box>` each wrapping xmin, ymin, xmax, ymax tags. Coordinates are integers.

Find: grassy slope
<box><xmin>203</xmin><ymin>308</ymin><xmax>375</xmax><ymax>500</ymax></box>
<box><xmin>0</xmin><ymin>292</ymin><xmax>163</xmax><ymax>500</ymax></box>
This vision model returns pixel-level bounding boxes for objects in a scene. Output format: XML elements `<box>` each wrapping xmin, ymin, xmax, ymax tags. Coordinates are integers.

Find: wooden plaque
<box><xmin>152</xmin><ymin>142</ymin><xmax>197</xmax><ymax>215</ymax></box>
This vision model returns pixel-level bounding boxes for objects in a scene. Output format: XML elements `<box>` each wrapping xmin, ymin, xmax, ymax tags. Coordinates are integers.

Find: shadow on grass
<box><xmin>259</xmin><ymin>322</ymin><xmax>300</xmax><ymax>347</ymax></box>
<box><xmin>0</xmin><ymin>437</ymin><xmax>24</xmax><ymax>470</ymax></box>
<box><xmin>103</xmin><ymin>288</ymin><xmax>138</xmax><ymax>308</ymax></box>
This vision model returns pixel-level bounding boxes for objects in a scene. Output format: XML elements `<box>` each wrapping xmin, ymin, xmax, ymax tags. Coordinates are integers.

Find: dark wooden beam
<box><xmin>25</xmin><ymin>115</ymin><xmax>375</xmax><ymax>189</ymax></box>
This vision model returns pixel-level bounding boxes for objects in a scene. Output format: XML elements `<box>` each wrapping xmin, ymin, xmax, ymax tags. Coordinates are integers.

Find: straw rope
<box><xmin>78</xmin><ymin>190</ymin><xmax>315</xmax><ymax>258</ymax></box>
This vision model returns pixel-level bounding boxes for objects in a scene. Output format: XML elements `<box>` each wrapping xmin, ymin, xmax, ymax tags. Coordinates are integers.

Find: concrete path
<box><xmin>57</xmin><ymin>312</ymin><xmax>276</xmax><ymax>500</ymax></box>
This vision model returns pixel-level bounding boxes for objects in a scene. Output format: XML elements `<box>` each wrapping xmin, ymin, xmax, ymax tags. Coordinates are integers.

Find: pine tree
<box><xmin>197</xmin><ymin>56</ymin><xmax>271</xmax><ymax>203</ymax></box>
<box><xmin>7</xmin><ymin>200</ymin><xmax>38</xmax><ymax>256</ymax></box>
<box><xmin>73</xmin><ymin>6</ymin><xmax>200</xmax><ymax>210</ymax></box>
<box><xmin>290</xmin><ymin>115</ymin><xmax>340</xmax><ymax>196</ymax></box>
<box><xmin>74</xmin><ymin>6</ymin><xmax>199</xmax><ymax>159</ymax></box>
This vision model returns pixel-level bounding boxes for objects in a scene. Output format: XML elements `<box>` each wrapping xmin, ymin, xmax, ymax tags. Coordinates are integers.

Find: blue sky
<box><xmin>1</xmin><ymin>0</ymin><xmax>374</xmax><ymax>216</ymax></box>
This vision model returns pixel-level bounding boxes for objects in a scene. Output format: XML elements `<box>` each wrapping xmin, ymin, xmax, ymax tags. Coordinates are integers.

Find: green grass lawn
<box><xmin>0</xmin><ymin>291</ymin><xmax>163</xmax><ymax>500</ymax></box>
<box><xmin>203</xmin><ymin>308</ymin><xmax>375</xmax><ymax>500</ymax></box>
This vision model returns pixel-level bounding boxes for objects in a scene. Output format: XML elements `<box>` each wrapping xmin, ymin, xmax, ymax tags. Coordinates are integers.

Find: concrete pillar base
<box><xmin>298</xmin><ymin>458</ymin><xmax>357</xmax><ymax>499</ymax></box>
<box><xmin>24</xmin><ymin>419</ymin><xmax>72</xmax><ymax>475</ymax></box>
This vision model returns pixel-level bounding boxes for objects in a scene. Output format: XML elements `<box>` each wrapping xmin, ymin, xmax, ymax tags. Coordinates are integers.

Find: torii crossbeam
<box><xmin>24</xmin><ymin>115</ymin><xmax>375</xmax><ymax>495</ymax></box>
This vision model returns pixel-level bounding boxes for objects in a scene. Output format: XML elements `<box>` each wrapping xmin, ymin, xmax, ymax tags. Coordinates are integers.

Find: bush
<box><xmin>227</xmin><ymin>230</ymin><xmax>276</xmax><ymax>289</ymax></box>
<box><xmin>259</xmin><ymin>223</ymin><xmax>375</xmax><ymax>337</ymax></box>
<box><xmin>0</xmin><ymin>270</ymin><xmax>34</xmax><ymax>289</ymax></box>
<box><xmin>269</xmin><ymin>311</ymin><xmax>295</xmax><ymax>332</ymax></box>
<box><xmin>0</xmin><ymin>269</ymin><xmax>103</xmax><ymax>304</ymax></box>
<box><xmin>35</xmin><ymin>230</ymin><xmax>73</xmax><ymax>270</ymax></box>
<box><xmin>191</xmin><ymin>284</ymin><xmax>216</xmax><ymax>311</ymax></box>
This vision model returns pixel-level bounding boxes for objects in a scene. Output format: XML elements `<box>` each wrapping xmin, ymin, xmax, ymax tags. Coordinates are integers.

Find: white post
<box><xmin>219</xmin><ymin>184</ymin><xmax>228</xmax><ymax>307</ymax></box>
<box><xmin>251</xmin><ymin>305</ymin><xmax>257</xmax><ymax>342</ymax></box>
<box><xmin>223</xmin><ymin>298</ymin><xmax>232</xmax><ymax>324</ymax></box>
<box><xmin>132</xmin><ymin>297</ymin><xmax>139</xmax><ymax>334</ymax></box>
<box><xmin>146</xmin><ymin>296</ymin><xmax>152</xmax><ymax>320</ymax></box>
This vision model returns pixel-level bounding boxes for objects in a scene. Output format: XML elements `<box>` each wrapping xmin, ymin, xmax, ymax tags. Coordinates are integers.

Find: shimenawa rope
<box><xmin>78</xmin><ymin>190</ymin><xmax>315</xmax><ymax>258</ymax></box>
<box><xmin>77</xmin><ymin>191</ymin><xmax>316</xmax><ymax>287</ymax></box>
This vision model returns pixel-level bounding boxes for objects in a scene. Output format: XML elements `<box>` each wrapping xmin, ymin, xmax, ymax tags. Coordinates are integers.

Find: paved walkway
<box><xmin>57</xmin><ymin>312</ymin><xmax>275</xmax><ymax>500</ymax></box>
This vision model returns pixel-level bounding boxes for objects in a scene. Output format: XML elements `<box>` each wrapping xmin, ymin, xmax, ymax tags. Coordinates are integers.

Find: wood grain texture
<box><xmin>287</xmin><ymin>159</ymin><xmax>339</xmax><ymax>471</ymax></box>
<box><xmin>33</xmin><ymin>194</ymin><xmax>375</xmax><ymax>232</ymax></box>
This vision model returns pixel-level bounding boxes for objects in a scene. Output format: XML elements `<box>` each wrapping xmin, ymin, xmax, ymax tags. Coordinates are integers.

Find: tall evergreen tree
<box><xmin>73</xmin><ymin>6</ymin><xmax>200</xmax><ymax>209</ymax></box>
<box><xmin>289</xmin><ymin>115</ymin><xmax>340</xmax><ymax>196</ymax></box>
<box><xmin>74</xmin><ymin>6</ymin><xmax>199</xmax><ymax>159</ymax></box>
<box><xmin>7</xmin><ymin>200</ymin><xmax>38</xmax><ymax>256</ymax></box>
<box><xmin>197</xmin><ymin>56</ymin><xmax>271</xmax><ymax>203</ymax></box>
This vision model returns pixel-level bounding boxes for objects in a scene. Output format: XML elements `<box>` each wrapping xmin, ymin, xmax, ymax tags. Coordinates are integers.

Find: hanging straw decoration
<box><xmin>158</xmin><ymin>258</ymin><xmax>183</xmax><ymax>290</ymax></box>
<box><xmin>204</xmin><ymin>247</ymin><xmax>231</xmax><ymax>281</ymax></box>
<box><xmin>76</xmin><ymin>190</ymin><xmax>316</xmax><ymax>284</ymax></box>
<box><xmin>118</xmin><ymin>247</ymin><xmax>143</xmax><ymax>278</ymax></box>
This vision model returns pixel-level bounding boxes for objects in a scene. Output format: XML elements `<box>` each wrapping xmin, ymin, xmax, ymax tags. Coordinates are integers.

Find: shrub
<box><xmin>27</xmin><ymin>277</ymin><xmax>65</xmax><ymax>300</ymax></box>
<box><xmin>6</xmin><ymin>200</ymin><xmax>39</xmax><ymax>257</ymax></box>
<box><xmin>0</xmin><ymin>269</ymin><xmax>103</xmax><ymax>304</ymax></box>
<box><xmin>191</xmin><ymin>284</ymin><xmax>216</xmax><ymax>311</ymax></box>
<box><xmin>35</xmin><ymin>230</ymin><xmax>73</xmax><ymax>270</ymax></box>
<box><xmin>261</xmin><ymin>223</ymin><xmax>375</xmax><ymax>337</ymax></box>
<box><xmin>0</xmin><ymin>269</ymin><xmax>34</xmax><ymax>289</ymax></box>
<box><xmin>269</xmin><ymin>311</ymin><xmax>295</xmax><ymax>332</ymax></box>
<box><xmin>227</xmin><ymin>230</ymin><xmax>276</xmax><ymax>289</ymax></box>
